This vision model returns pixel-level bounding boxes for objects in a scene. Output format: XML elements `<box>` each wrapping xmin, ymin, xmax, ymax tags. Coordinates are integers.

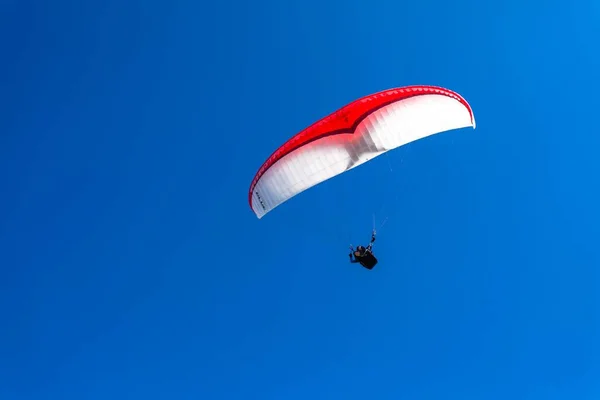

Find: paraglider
<box><xmin>248</xmin><ymin>85</ymin><xmax>476</xmax><ymax>268</ymax></box>
<box><xmin>349</xmin><ymin>230</ymin><xmax>378</xmax><ymax>269</ymax></box>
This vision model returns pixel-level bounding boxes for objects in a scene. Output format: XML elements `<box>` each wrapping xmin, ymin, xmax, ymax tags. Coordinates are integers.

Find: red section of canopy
<box><xmin>248</xmin><ymin>85</ymin><xmax>474</xmax><ymax>211</ymax></box>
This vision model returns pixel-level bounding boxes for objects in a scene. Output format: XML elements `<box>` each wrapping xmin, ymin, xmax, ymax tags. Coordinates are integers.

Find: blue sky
<box><xmin>1</xmin><ymin>0</ymin><xmax>599</xmax><ymax>399</ymax></box>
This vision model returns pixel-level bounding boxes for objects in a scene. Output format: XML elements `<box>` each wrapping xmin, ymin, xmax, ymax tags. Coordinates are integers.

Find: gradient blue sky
<box><xmin>1</xmin><ymin>1</ymin><xmax>599</xmax><ymax>399</ymax></box>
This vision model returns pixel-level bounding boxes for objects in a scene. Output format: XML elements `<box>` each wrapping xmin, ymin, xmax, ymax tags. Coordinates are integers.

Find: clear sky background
<box><xmin>1</xmin><ymin>1</ymin><xmax>599</xmax><ymax>399</ymax></box>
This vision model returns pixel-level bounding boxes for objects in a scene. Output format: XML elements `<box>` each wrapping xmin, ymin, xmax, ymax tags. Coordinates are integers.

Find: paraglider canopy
<box><xmin>249</xmin><ymin>85</ymin><xmax>475</xmax><ymax>219</ymax></box>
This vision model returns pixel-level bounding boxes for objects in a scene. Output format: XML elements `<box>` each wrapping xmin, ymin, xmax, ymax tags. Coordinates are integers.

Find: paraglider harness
<box><xmin>349</xmin><ymin>230</ymin><xmax>378</xmax><ymax>270</ymax></box>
